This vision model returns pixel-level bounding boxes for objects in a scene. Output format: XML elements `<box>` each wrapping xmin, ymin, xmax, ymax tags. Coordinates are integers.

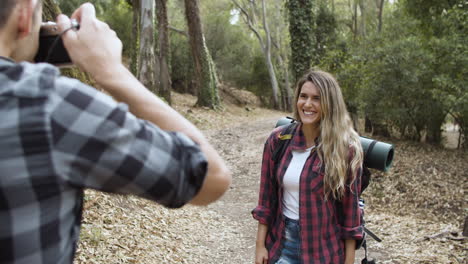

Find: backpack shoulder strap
<box><xmin>272</xmin><ymin>123</ymin><xmax>297</xmax><ymax>165</ymax></box>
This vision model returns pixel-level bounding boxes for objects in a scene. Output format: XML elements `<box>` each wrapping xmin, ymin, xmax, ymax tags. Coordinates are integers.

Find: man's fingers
<box><xmin>56</xmin><ymin>14</ymin><xmax>71</xmax><ymax>32</ymax></box>
<box><xmin>71</xmin><ymin>2</ymin><xmax>96</xmax><ymax>25</ymax></box>
<box><xmin>56</xmin><ymin>14</ymin><xmax>78</xmax><ymax>47</ymax></box>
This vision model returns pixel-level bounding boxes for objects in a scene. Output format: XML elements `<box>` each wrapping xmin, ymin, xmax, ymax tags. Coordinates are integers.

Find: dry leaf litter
<box><xmin>74</xmin><ymin>90</ymin><xmax>467</xmax><ymax>264</ymax></box>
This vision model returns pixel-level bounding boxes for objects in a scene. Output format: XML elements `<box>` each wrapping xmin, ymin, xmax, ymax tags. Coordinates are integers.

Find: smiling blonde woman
<box><xmin>253</xmin><ymin>69</ymin><xmax>364</xmax><ymax>264</ymax></box>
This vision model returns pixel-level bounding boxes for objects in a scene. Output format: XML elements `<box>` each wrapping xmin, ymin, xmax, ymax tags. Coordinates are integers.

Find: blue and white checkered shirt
<box><xmin>0</xmin><ymin>57</ymin><xmax>208</xmax><ymax>264</ymax></box>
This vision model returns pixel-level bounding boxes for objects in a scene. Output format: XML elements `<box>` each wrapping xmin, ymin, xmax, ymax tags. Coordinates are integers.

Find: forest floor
<box><xmin>74</xmin><ymin>89</ymin><xmax>467</xmax><ymax>264</ymax></box>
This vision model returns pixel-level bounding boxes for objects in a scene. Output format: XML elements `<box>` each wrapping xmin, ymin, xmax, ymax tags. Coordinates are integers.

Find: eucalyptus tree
<box><xmin>129</xmin><ymin>0</ymin><xmax>140</xmax><ymax>76</ymax></box>
<box><xmin>138</xmin><ymin>0</ymin><xmax>158</xmax><ymax>93</ymax></box>
<box><xmin>232</xmin><ymin>0</ymin><xmax>280</xmax><ymax>109</ymax></box>
<box><xmin>156</xmin><ymin>0</ymin><xmax>172</xmax><ymax>104</ymax></box>
<box><xmin>272</xmin><ymin>0</ymin><xmax>293</xmax><ymax>111</ymax></box>
<box><xmin>184</xmin><ymin>0</ymin><xmax>220</xmax><ymax>108</ymax></box>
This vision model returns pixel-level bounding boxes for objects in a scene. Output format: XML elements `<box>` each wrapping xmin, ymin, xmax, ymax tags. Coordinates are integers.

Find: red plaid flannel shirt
<box><xmin>252</xmin><ymin>123</ymin><xmax>363</xmax><ymax>264</ymax></box>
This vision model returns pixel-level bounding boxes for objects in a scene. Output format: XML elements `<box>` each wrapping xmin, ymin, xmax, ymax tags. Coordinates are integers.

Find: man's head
<box><xmin>0</xmin><ymin>0</ymin><xmax>43</xmax><ymax>61</ymax></box>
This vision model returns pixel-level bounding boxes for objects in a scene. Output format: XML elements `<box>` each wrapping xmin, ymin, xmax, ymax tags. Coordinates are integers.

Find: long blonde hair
<box><xmin>293</xmin><ymin>69</ymin><xmax>363</xmax><ymax>200</ymax></box>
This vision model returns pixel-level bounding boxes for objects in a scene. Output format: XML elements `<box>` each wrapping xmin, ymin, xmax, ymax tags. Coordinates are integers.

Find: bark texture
<box><xmin>130</xmin><ymin>0</ymin><xmax>140</xmax><ymax>76</ymax></box>
<box><xmin>156</xmin><ymin>0</ymin><xmax>172</xmax><ymax>104</ymax></box>
<box><xmin>138</xmin><ymin>0</ymin><xmax>158</xmax><ymax>93</ymax></box>
<box><xmin>184</xmin><ymin>0</ymin><xmax>220</xmax><ymax>109</ymax></box>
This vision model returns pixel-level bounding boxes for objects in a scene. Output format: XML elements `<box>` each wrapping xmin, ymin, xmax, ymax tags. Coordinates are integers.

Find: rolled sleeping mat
<box><xmin>275</xmin><ymin>117</ymin><xmax>394</xmax><ymax>172</ymax></box>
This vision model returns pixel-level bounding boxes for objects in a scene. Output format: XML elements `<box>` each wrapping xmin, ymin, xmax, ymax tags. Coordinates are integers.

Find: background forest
<box><xmin>41</xmin><ymin>0</ymin><xmax>467</xmax><ymax>263</ymax></box>
<box><xmin>51</xmin><ymin>0</ymin><xmax>467</xmax><ymax>149</ymax></box>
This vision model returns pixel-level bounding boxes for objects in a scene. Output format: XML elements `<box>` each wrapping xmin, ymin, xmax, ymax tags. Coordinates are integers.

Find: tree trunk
<box><xmin>358</xmin><ymin>0</ymin><xmax>366</xmax><ymax>37</ymax></box>
<box><xmin>377</xmin><ymin>0</ymin><xmax>384</xmax><ymax>33</ymax></box>
<box><xmin>155</xmin><ymin>0</ymin><xmax>172</xmax><ymax>104</ymax></box>
<box><xmin>287</xmin><ymin>0</ymin><xmax>314</xmax><ymax>81</ymax></box>
<box><xmin>232</xmin><ymin>0</ymin><xmax>282</xmax><ymax>109</ymax></box>
<box><xmin>275</xmin><ymin>0</ymin><xmax>291</xmax><ymax>111</ymax></box>
<box><xmin>41</xmin><ymin>0</ymin><xmax>93</xmax><ymax>85</ymax></box>
<box><xmin>130</xmin><ymin>0</ymin><xmax>140</xmax><ymax>76</ymax></box>
<box><xmin>260</xmin><ymin>0</ymin><xmax>279</xmax><ymax>108</ymax></box>
<box><xmin>277</xmin><ymin>53</ymin><xmax>292</xmax><ymax>111</ymax></box>
<box><xmin>365</xmin><ymin>115</ymin><xmax>372</xmax><ymax>133</ymax></box>
<box><xmin>373</xmin><ymin>122</ymin><xmax>390</xmax><ymax>137</ymax></box>
<box><xmin>351</xmin><ymin>0</ymin><xmax>358</xmax><ymax>41</ymax></box>
<box><xmin>184</xmin><ymin>0</ymin><xmax>220</xmax><ymax>108</ymax></box>
<box><xmin>138</xmin><ymin>0</ymin><xmax>157</xmax><ymax>93</ymax></box>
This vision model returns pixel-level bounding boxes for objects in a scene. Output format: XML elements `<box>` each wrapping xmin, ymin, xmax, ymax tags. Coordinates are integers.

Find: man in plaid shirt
<box><xmin>0</xmin><ymin>1</ymin><xmax>231</xmax><ymax>263</ymax></box>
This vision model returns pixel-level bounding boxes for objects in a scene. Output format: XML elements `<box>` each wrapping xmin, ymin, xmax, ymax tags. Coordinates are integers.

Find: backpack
<box><xmin>272</xmin><ymin>120</ymin><xmax>382</xmax><ymax>264</ymax></box>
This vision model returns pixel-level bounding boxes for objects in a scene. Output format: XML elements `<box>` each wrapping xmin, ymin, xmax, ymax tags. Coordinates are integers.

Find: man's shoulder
<box><xmin>0</xmin><ymin>61</ymin><xmax>68</xmax><ymax>98</ymax></box>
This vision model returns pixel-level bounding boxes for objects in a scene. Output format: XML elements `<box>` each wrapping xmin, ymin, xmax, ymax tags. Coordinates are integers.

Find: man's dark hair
<box><xmin>0</xmin><ymin>0</ymin><xmax>17</xmax><ymax>29</ymax></box>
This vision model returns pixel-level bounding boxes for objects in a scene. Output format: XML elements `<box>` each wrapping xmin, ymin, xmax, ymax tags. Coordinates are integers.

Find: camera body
<box><xmin>34</xmin><ymin>20</ymin><xmax>79</xmax><ymax>67</ymax></box>
<box><xmin>275</xmin><ymin>117</ymin><xmax>394</xmax><ymax>171</ymax></box>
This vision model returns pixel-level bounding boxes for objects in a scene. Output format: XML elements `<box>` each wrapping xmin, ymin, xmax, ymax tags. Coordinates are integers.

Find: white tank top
<box><xmin>282</xmin><ymin>146</ymin><xmax>314</xmax><ymax>220</ymax></box>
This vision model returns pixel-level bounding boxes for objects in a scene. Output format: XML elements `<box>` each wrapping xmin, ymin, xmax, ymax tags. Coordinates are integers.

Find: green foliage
<box><xmin>170</xmin><ymin>32</ymin><xmax>194</xmax><ymax>94</ymax></box>
<box><xmin>287</xmin><ymin>0</ymin><xmax>315</xmax><ymax>81</ymax></box>
<box><xmin>324</xmin><ymin>1</ymin><xmax>467</xmax><ymax>146</ymax></box>
<box><xmin>401</xmin><ymin>0</ymin><xmax>463</xmax><ymax>36</ymax></box>
<box><xmin>53</xmin><ymin>0</ymin><xmax>466</xmax><ymax>146</ymax></box>
<box><xmin>202</xmin><ymin>5</ymin><xmax>257</xmax><ymax>89</ymax></box>
<box><xmin>249</xmin><ymin>55</ymin><xmax>273</xmax><ymax>106</ymax></box>
<box><xmin>55</xmin><ymin>0</ymin><xmax>133</xmax><ymax>57</ymax></box>
<box><xmin>425</xmin><ymin>2</ymin><xmax>468</xmax><ymax>146</ymax></box>
<box><xmin>314</xmin><ymin>3</ymin><xmax>337</xmax><ymax>65</ymax></box>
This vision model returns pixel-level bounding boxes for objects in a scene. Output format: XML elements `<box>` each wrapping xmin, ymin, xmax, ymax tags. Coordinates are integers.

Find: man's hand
<box><xmin>55</xmin><ymin>3</ymin><xmax>231</xmax><ymax>207</ymax></box>
<box><xmin>56</xmin><ymin>3</ymin><xmax>123</xmax><ymax>83</ymax></box>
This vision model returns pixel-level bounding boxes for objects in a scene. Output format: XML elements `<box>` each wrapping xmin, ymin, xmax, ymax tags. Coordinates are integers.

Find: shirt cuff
<box><xmin>159</xmin><ymin>133</ymin><xmax>208</xmax><ymax>209</ymax></box>
<box><xmin>340</xmin><ymin>225</ymin><xmax>364</xmax><ymax>240</ymax></box>
<box><xmin>252</xmin><ymin>206</ymin><xmax>272</xmax><ymax>225</ymax></box>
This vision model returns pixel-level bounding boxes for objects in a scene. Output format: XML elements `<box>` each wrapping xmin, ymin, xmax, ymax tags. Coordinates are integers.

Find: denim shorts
<box><xmin>275</xmin><ymin>217</ymin><xmax>301</xmax><ymax>264</ymax></box>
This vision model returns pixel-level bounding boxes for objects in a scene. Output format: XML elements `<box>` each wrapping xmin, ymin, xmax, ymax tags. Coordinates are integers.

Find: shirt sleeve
<box><xmin>337</xmin><ymin>148</ymin><xmax>364</xmax><ymax>240</ymax></box>
<box><xmin>251</xmin><ymin>129</ymin><xmax>279</xmax><ymax>225</ymax></box>
<box><xmin>49</xmin><ymin>77</ymin><xmax>207</xmax><ymax>208</ymax></box>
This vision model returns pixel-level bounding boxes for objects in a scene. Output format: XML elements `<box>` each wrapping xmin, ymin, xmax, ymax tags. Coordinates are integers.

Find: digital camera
<box><xmin>34</xmin><ymin>20</ymin><xmax>79</xmax><ymax>67</ymax></box>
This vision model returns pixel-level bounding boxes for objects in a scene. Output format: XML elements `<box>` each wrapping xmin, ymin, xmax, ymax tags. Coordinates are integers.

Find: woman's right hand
<box><xmin>255</xmin><ymin>244</ymin><xmax>269</xmax><ymax>264</ymax></box>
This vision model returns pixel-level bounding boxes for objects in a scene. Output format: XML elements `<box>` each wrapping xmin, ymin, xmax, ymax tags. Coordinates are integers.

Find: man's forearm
<box><xmin>95</xmin><ymin>64</ymin><xmax>231</xmax><ymax>205</ymax></box>
<box><xmin>94</xmin><ymin>65</ymin><xmax>206</xmax><ymax>140</ymax></box>
<box><xmin>58</xmin><ymin>3</ymin><xmax>231</xmax><ymax>205</ymax></box>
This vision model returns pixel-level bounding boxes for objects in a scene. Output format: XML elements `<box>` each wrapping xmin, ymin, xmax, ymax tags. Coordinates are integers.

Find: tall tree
<box><xmin>358</xmin><ymin>0</ymin><xmax>366</xmax><ymax>37</ymax></box>
<box><xmin>129</xmin><ymin>0</ymin><xmax>140</xmax><ymax>76</ymax></box>
<box><xmin>273</xmin><ymin>0</ymin><xmax>292</xmax><ymax>111</ymax></box>
<box><xmin>376</xmin><ymin>0</ymin><xmax>385</xmax><ymax>33</ymax></box>
<box><xmin>232</xmin><ymin>0</ymin><xmax>281</xmax><ymax>108</ymax></box>
<box><xmin>287</xmin><ymin>0</ymin><xmax>315</xmax><ymax>81</ymax></box>
<box><xmin>138</xmin><ymin>0</ymin><xmax>158</xmax><ymax>92</ymax></box>
<box><xmin>184</xmin><ymin>0</ymin><xmax>220</xmax><ymax>108</ymax></box>
<box><xmin>155</xmin><ymin>0</ymin><xmax>172</xmax><ymax>104</ymax></box>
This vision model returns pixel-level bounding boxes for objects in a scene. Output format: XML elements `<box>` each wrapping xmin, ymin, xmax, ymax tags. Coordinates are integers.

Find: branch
<box><xmin>168</xmin><ymin>25</ymin><xmax>188</xmax><ymax>37</ymax></box>
<box><xmin>231</xmin><ymin>0</ymin><xmax>265</xmax><ymax>48</ymax></box>
<box><xmin>261</xmin><ymin>0</ymin><xmax>271</xmax><ymax>53</ymax></box>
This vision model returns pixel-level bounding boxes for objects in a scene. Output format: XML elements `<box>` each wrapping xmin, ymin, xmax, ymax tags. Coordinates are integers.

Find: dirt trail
<box><xmin>200</xmin><ymin>115</ymin><xmax>283</xmax><ymax>263</ymax></box>
<box><xmin>199</xmin><ymin>115</ymin><xmax>377</xmax><ymax>264</ymax></box>
<box><xmin>194</xmin><ymin>116</ymin><xmax>466</xmax><ymax>264</ymax></box>
<box><xmin>75</xmin><ymin>93</ymin><xmax>465</xmax><ymax>264</ymax></box>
